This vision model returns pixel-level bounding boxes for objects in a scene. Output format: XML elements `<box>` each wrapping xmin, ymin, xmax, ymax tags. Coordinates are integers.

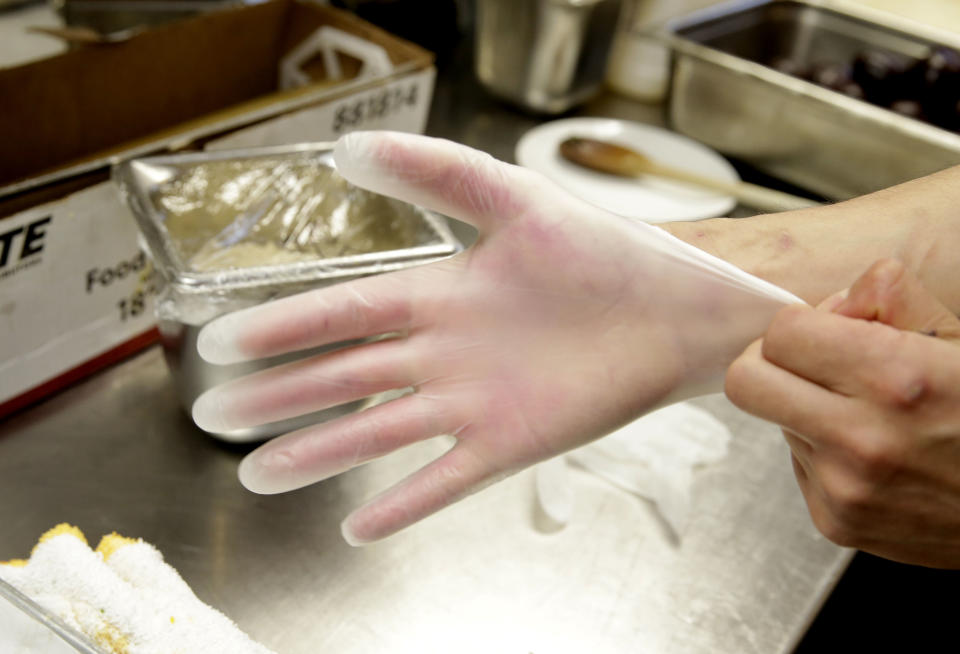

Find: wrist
<box><xmin>661</xmin><ymin>188</ymin><xmax>960</xmax><ymax>312</ymax></box>
<box><xmin>659</xmin><ymin>214</ymin><xmax>825</xmax><ymax>303</ymax></box>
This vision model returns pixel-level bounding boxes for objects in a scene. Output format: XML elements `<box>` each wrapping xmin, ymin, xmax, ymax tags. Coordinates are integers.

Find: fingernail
<box><xmin>871</xmin><ymin>258</ymin><xmax>907</xmax><ymax>287</ymax></box>
<box><xmin>340</xmin><ymin>517</ymin><xmax>367</xmax><ymax>547</ymax></box>
<box><xmin>819</xmin><ymin>288</ymin><xmax>849</xmax><ymax>312</ymax></box>
<box><xmin>196</xmin><ymin>313</ymin><xmax>247</xmax><ymax>365</ymax></box>
<box><xmin>191</xmin><ymin>388</ymin><xmax>232</xmax><ymax>433</ymax></box>
<box><xmin>239</xmin><ymin>443</ymin><xmax>336</xmax><ymax>495</ymax></box>
<box><xmin>237</xmin><ymin>451</ymin><xmax>292</xmax><ymax>495</ymax></box>
<box><xmin>237</xmin><ymin>454</ymin><xmax>265</xmax><ymax>492</ymax></box>
<box><xmin>333</xmin><ymin>131</ymin><xmax>375</xmax><ymax>167</ymax></box>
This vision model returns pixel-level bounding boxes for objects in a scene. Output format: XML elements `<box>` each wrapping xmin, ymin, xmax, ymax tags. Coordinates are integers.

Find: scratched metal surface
<box><xmin>0</xmin><ymin>12</ymin><xmax>850</xmax><ymax>653</ymax></box>
<box><xmin>0</xmin><ymin>346</ymin><xmax>849</xmax><ymax>654</ymax></box>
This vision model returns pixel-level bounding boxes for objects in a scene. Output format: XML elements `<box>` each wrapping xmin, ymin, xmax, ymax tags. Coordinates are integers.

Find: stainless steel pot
<box><xmin>475</xmin><ymin>0</ymin><xmax>624</xmax><ymax>114</ymax></box>
<box><xmin>114</xmin><ymin>143</ymin><xmax>462</xmax><ymax>442</ymax></box>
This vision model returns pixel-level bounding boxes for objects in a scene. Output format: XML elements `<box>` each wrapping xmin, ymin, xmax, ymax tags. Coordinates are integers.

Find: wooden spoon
<box><xmin>559</xmin><ymin>137</ymin><xmax>819</xmax><ymax>213</ymax></box>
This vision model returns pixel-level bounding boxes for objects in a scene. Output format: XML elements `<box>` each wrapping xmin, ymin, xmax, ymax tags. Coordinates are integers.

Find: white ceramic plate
<box><xmin>515</xmin><ymin>118</ymin><xmax>739</xmax><ymax>223</ymax></box>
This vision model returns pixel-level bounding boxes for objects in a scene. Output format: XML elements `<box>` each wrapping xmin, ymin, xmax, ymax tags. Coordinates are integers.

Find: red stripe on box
<box><xmin>0</xmin><ymin>327</ymin><xmax>161</xmax><ymax>420</ymax></box>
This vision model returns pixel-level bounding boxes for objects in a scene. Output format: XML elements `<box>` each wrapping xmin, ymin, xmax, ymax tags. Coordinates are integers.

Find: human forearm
<box><xmin>662</xmin><ymin>166</ymin><xmax>960</xmax><ymax>312</ymax></box>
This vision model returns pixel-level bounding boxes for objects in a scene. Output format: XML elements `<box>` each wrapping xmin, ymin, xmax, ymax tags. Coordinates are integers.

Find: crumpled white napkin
<box><xmin>535</xmin><ymin>400</ymin><xmax>731</xmax><ymax>537</ymax></box>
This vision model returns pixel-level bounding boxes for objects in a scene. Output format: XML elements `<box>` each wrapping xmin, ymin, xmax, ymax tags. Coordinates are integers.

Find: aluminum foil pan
<box><xmin>114</xmin><ymin>143</ymin><xmax>462</xmax><ymax>441</ymax></box>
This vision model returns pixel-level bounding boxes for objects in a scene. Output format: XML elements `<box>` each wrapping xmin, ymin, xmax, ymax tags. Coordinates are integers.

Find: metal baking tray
<box><xmin>115</xmin><ymin>143</ymin><xmax>461</xmax><ymax>294</ymax></box>
<box><xmin>114</xmin><ymin>142</ymin><xmax>462</xmax><ymax>441</ymax></box>
<box><xmin>662</xmin><ymin>0</ymin><xmax>960</xmax><ymax>199</ymax></box>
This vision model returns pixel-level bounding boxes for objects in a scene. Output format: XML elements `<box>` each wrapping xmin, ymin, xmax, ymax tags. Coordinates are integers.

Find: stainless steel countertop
<box><xmin>0</xmin><ymin>18</ymin><xmax>851</xmax><ymax>654</ymax></box>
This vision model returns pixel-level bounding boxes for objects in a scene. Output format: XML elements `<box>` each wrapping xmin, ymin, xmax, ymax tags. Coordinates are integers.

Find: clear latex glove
<box><xmin>192</xmin><ymin>131</ymin><xmax>802</xmax><ymax>545</ymax></box>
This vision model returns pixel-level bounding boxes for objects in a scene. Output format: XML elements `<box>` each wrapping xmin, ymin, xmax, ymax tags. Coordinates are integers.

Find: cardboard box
<box><xmin>0</xmin><ymin>0</ymin><xmax>435</xmax><ymax>417</ymax></box>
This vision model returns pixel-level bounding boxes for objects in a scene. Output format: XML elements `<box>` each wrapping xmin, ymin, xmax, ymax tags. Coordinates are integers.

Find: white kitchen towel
<box><xmin>0</xmin><ymin>525</ymin><xmax>276</xmax><ymax>654</ymax></box>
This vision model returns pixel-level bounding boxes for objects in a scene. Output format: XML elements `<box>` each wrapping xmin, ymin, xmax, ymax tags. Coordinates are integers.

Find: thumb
<box><xmin>333</xmin><ymin>131</ymin><xmax>533</xmax><ymax>232</ymax></box>
<box><xmin>830</xmin><ymin>258</ymin><xmax>960</xmax><ymax>341</ymax></box>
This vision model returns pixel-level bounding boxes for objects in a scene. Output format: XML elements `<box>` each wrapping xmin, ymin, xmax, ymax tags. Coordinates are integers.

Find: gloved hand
<box><xmin>192</xmin><ymin>131</ymin><xmax>800</xmax><ymax>545</ymax></box>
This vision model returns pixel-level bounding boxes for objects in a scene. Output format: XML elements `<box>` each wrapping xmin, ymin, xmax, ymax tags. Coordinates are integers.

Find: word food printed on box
<box><xmin>0</xmin><ymin>183</ymin><xmax>157</xmax><ymax>416</ymax></box>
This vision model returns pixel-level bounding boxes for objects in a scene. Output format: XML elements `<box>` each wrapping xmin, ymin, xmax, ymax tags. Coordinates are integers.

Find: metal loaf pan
<box><xmin>662</xmin><ymin>0</ymin><xmax>960</xmax><ymax>200</ymax></box>
<box><xmin>115</xmin><ymin>143</ymin><xmax>462</xmax><ymax>442</ymax></box>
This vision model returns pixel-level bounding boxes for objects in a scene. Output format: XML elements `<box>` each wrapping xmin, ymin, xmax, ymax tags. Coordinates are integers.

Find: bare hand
<box><xmin>726</xmin><ymin>259</ymin><xmax>960</xmax><ymax>568</ymax></box>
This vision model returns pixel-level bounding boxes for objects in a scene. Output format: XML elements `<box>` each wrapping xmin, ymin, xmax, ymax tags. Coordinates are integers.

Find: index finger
<box><xmin>762</xmin><ymin>303</ymin><xmax>960</xmax><ymax>406</ymax></box>
<box><xmin>761</xmin><ymin>304</ymin><xmax>908</xmax><ymax>396</ymax></box>
<box><xmin>726</xmin><ymin>336</ymin><xmax>853</xmax><ymax>443</ymax></box>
